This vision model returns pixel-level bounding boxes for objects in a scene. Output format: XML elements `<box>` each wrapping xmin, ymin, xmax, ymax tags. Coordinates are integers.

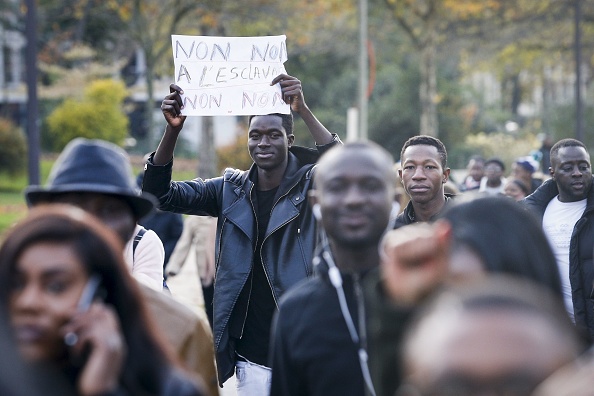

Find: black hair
<box><xmin>438</xmin><ymin>195</ymin><xmax>562</xmax><ymax>297</ymax></box>
<box><xmin>405</xmin><ymin>275</ymin><xmax>585</xmax><ymax>356</ymax></box>
<box><xmin>248</xmin><ymin>113</ymin><xmax>294</xmax><ymax>135</ymax></box>
<box><xmin>400</xmin><ymin>135</ymin><xmax>448</xmax><ymax>169</ymax></box>
<box><xmin>484</xmin><ymin>157</ymin><xmax>506</xmax><ymax>172</ymax></box>
<box><xmin>0</xmin><ymin>205</ymin><xmax>181</xmax><ymax>394</ymax></box>
<box><xmin>550</xmin><ymin>138</ymin><xmax>587</xmax><ymax>165</ymax></box>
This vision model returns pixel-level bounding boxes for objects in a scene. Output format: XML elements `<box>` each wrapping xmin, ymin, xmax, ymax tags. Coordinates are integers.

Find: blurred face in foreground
<box><xmin>9</xmin><ymin>242</ymin><xmax>88</xmax><ymax>362</ymax></box>
<box><xmin>401</xmin><ymin>308</ymin><xmax>577</xmax><ymax>396</ymax></box>
<box><xmin>314</xmin><ymin>146</ymin><xmax>395</xmax><ymax>249</ymax></box>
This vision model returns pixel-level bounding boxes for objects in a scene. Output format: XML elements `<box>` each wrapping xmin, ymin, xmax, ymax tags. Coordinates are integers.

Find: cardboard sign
<box><xmin>171</xmin><ymin>35</ymin><xmax>290</xmax><ymax>116</ymax></box>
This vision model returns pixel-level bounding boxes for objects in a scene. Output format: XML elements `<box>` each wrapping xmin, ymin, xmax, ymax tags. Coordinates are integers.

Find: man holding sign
<box><xmin>142</xmin><ymin>70</ymin><xmax>341</xmax><ymax>394</ymax></box>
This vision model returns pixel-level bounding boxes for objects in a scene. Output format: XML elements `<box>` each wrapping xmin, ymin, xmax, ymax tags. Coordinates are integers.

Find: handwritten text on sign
<box><xmin>171</xmin><ymin>35</ymin><xmax>289</xmax><ymax>116</ymax></box>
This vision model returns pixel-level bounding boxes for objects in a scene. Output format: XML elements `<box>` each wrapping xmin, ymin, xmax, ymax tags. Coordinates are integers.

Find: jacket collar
<box><xmin>527</xmin><ymin>177</ymin><xmax>594</xmax><ymax>212</ymax></box>
<box><xmin>245</xmin><ymin>147</ymin><xmax>315</xmax><ymax>197</ymax></box>
<box><xmin>403</xmin><ymin>194</ymin><xmax>454</xmax><ymax>223</ymax></box>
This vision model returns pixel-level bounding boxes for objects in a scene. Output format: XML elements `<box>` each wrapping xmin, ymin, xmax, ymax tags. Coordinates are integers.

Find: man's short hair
<box><xmin>400</xmin><ymin>135</ymin><xmax>448</xmax><ymax>169</ymax></box>
<box><xmin>550</xmin><ymin>138</ymin><xmax>587</xmax><ymax>163</ymax></box>
<box><xmin>484</xmin><ymin>157</ymin><xmax>506</xmax><ymax>172</ymax></box>
<box><xmin>248</xmin><ymin>113</ymin><xmax>294</xmax><ymax>135</ymax></box>
<box><xmin>316</xmin><ymin>141</ymin><xmax>396</xmax><ymax>188</ymax></box>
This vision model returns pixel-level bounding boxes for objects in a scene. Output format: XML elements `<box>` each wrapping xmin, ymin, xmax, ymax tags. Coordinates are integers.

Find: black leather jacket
<box><xmin>393</xmin><ymin>194</ymin><xmax>454</xmax><ymax>229</ymax></box>
<box><xmin>142</xmin><ymin>136</ymin><xmax>341</xmax><ymax>385</ymax></box>
<box><xmin>523</xmin><ymin>178</ymin><xmax>594</xmax><ymax>339</ymax></box>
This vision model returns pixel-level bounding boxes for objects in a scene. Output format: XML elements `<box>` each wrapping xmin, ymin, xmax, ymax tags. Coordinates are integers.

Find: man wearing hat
<box><xmin>25</xmin><ymin>137</ymin><xmax>164</xmax><ymax>292</ymax></box>
<box><xmin>512</xmin><ymin>156</ymin><xmax>543</xmax><ymax>194</ymax></box>
<box><xmin>25</xmin><ymin>137</ymin><xmax>222</xmax><ymax>394</ymax></box>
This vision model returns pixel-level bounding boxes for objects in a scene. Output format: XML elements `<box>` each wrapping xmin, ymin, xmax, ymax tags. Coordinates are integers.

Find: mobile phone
<box><xmin>64</xmin><ymin>274</ymin><xmax>104</xmax><ymax>347</ymax></box>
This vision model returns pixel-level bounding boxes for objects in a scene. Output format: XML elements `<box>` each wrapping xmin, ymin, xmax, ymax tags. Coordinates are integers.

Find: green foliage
<box><xmin>0</xmin><ymin>159</ymin><xmax>55</xmax><ymax>235</ymax></box>
<box><xmin>0</xmin><ymin>118</ymin><xmax>27</xmax><ymax>177</ymax></box>
<box><xmin>368</xmin><ymin>63</ymin><xmax>421</xmax><ymax>161</ymax></box>
<box><xmin>216</xmin><ymin>131</ymin><xmax>253</xmax><ymax>172</ymax></box>
<box><xmin>548</xmin><ymin>104</ymin><xmax>594</xmax><ymax>149</ymax></box>
<box><xmin>46</xmin><ymin>79</ymin><xmax>129</xmax><ymax>151</ymax></box>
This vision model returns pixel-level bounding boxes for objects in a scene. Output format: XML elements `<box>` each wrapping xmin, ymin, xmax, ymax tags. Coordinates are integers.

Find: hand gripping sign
<box><xmin>171</xmin><ymin>35</ymin><xmax>290</xmax><ymax>116</ymax></box>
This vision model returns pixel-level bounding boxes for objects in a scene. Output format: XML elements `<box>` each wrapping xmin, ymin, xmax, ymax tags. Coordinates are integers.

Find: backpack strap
<box><xmin>132</xmin><ymin>227</ymin><xmax>147</xmax><ymax>258</ymax></box>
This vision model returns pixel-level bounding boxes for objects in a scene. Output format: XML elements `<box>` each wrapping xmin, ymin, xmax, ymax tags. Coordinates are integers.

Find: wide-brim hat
<box><xmin>25</xmin><ymin>138</ymin><xmax>156</xmax><ymax>220</ymax></box>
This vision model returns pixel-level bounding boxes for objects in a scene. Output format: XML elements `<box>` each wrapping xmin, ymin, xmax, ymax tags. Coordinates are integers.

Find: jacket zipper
<box><xmin>215</xmin><ymin>184</ymin><xmax>255</xmax><ymax>347</ymax></box>
<box><xmin>259</xmin><ymin>180</ymin><xmax>302</xmax><ymax>307</ymax></box>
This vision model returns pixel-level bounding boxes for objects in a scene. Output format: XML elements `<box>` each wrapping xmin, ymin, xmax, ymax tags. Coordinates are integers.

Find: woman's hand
<box><xmin>62</xmin><ymin>302</ymin><xmax>126</xmax><ymax>396</ymax></box>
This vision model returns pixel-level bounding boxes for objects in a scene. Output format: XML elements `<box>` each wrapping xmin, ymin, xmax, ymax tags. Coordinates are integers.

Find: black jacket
<box><xmin>142</xmin><ymin>137</ymin><xmax>341</xmax><ymax>385</ymax></box>
<box><xmin>393</xmin><ymin>194</ymin><xmax>454</xmax><ymax>229</ymax></box>
<box><xmin>269</xmin><ymin>253</ymin><xmax>368</xmax><ymax>396</ymax></box>
<box><xmin>523</xmin><ymin>178</ymin><xmax>594</xmax><ymax>339</ymax></box>
<box><xmin>362</xmin><ymin>268</ymin><xmax>417</xmax><ymax>396</ymax></box>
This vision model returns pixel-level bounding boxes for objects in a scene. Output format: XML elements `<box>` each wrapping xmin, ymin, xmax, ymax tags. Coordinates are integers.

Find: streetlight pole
<box><xmin>25</xmin><ymin>0</ymin><xmax>40</xmax><ymax>185</ymax></box>
<box><xmin>358</xmin><ymin>0</ymin><xmax>368</xmax><ymax>140</ymax></box>
<box><xmin>574</xmin><ymin>0</ymin><xmax>583</xmax><ymax>142</ymax></box>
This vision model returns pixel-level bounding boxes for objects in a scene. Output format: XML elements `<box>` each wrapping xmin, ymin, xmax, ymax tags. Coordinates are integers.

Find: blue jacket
<box><xmin>523</xmin><ymin>178</ymin><xmax>594</xmax><ymax>339</ymax></box>
<box><xmin>142</xmin><ymin>137</ymin><xmax>341</xmax><ymax>385</ymax></box>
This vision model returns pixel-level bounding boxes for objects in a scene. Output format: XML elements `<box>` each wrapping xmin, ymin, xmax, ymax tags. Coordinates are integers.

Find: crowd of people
<box><xmin>1</xmin><ymin>71</ymin><xmax>594</xmax><ymax>396</ymax></box>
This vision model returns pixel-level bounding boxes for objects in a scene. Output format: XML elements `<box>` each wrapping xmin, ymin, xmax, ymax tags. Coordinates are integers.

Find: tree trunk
<box><xmin>143</xmin><ymin>60</ymin><xmax>156</xmax><ymax>154</ymax></box>
<box><xmin>419</xmin><ymin>39</ymin><xmax>438</xmax><ymax>137</ymax></box>
<box><xmin>199</xmin><ymin>117</ymin><xmax>217</xmax><ymax>179</ymax></box>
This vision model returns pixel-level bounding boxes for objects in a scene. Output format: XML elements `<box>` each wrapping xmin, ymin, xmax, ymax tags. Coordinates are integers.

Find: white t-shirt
<box><xmin>543</xmin><ymin>196</ymin><xmax>587</xmax><ymax>322</ymax></box>
<box><xmin>479</xmin><ymin>177</ymin><xmax>507</xmax><ymax>195</ymax></box>
<box><xmin>124</xmin><ymin>224</ymin><xmax>165</xmax><ymax>292</ymax></box>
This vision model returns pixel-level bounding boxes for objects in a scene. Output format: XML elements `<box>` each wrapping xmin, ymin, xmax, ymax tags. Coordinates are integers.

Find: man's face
<box><xmin>314</xmin><ymin>150</ymin><xmax>394</xmax><ymax>249</ymax></box>
<box><xmin>399</xmin><ymin>145</ymin><xmax>449</xmax><ymax>205</ymax></box>
<box><xmin>51</xmin><ymin>192</ymin><xmax>136</xmax><ymax>243</ymax></box>
<box><xmin>247</xmin><ymin>115</ymin><xmax>294</xmax><ymax>171</ymax></box>
<box><xmin>403</xmin><ymin>309</ymin><xmax>576</xmax><ymax>396</ymax></box>
<box><xmin>551</xmin><ymin>146</ymin><xmax>592</xmax><ymax>202</ymax></box>
<box><xmin>484</xmin><ymin>162</ymin><xmax>504</xmax><ymax>184</ymax></box>
<box><xmin>468</xmin><ymin>160</ymin><xmax>484</xmax><ymax>182</ymax></box>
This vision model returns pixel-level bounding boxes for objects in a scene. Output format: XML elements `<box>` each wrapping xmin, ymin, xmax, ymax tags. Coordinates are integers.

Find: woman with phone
<box><xmin>0</xmin><ymin>205</ymin><xmax>204</xmax><ymax>396</ymax></box>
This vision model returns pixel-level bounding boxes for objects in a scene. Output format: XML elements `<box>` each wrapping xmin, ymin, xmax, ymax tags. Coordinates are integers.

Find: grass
<box><xmin>0</xmin><ymin>160</ymin><xmax>54</xmax><ymax>235</ymax></box>
<box><xmin>0</xmin><ymin>156</ymin><xmax>200</xmax><ymax>236</ymax></box>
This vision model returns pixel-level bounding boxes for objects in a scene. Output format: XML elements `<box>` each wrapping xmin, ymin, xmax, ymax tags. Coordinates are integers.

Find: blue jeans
<box><xmin>235</xmin><ymin>355</ymin><xmax>271</xmax><ymax>396</ymax></box>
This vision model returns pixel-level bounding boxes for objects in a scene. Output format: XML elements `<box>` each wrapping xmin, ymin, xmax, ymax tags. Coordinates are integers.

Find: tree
<box><xmin>0</xmin><ymin>118</ymin><xmax>27</xmax><ymax>176</ymax></box>
<box><xmin>114</xmin><ymin>0</ymin><xmax>215</xmax><ymax>152</ymax></box>
<box><xmin>378</xmin><ymin>0</ymin><xmax>504</xmax><ymax>137</ymax></box>
<box><xmin>46</xmin><ymin>79</ymin><xmax>129</xmax><ymax>150</ymax></box>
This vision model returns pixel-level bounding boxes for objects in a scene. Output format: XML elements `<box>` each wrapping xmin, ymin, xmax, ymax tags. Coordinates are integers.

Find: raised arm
<box><xmin>153</xmin><ymin>84</ymin><xmax>187</xmax><ymax>166</ymax></box>
<box><xmin>271</xmin><ymin>74</ymin><xmax>334</xmax><ymax>146</ymax></box>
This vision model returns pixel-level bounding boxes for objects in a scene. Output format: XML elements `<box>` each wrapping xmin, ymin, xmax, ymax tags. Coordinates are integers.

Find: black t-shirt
<box><xmin>235</xmin><ymin>186</ymin><xmax>278</xmax><ymax>365</ymax></box>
